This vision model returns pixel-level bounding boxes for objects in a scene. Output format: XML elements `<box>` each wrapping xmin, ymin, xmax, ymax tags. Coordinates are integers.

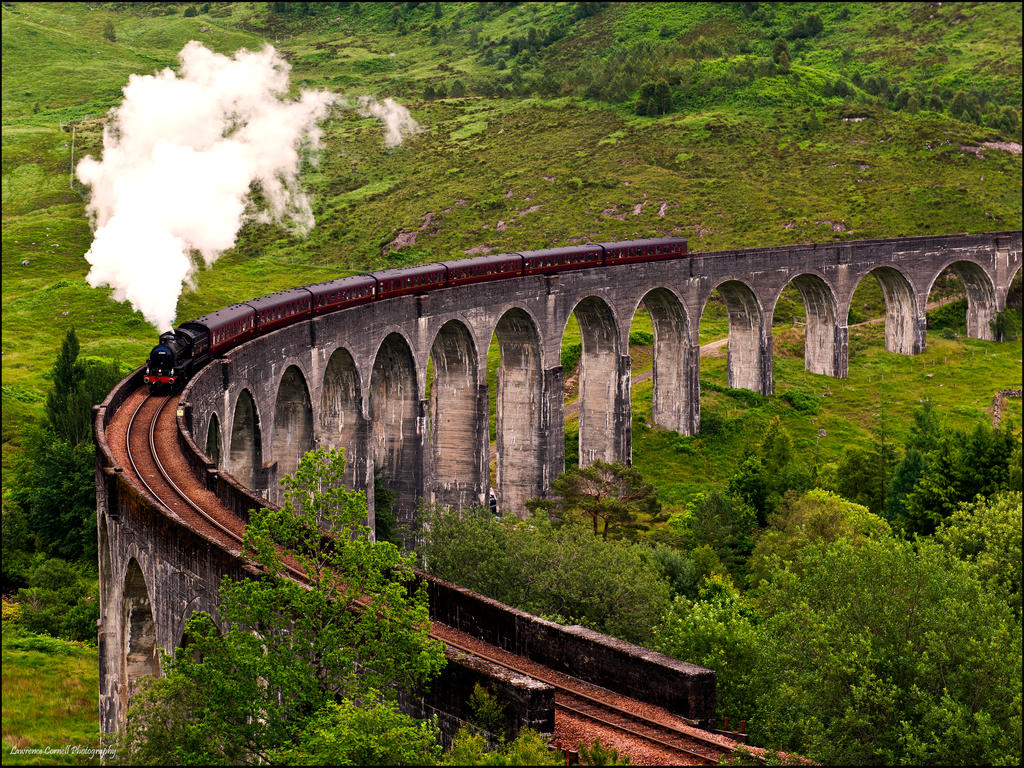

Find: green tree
<box><xmin>45</xmin><ymin>328</ymin><xmax>121</xmax><ymax>446</ymax></box>
<box><xmin>531</xmin><ymin>461</ymin><xmax>660</xmax><ymax>540</ymax></box>
<box><xmin>419</xmin><ymin>505</ymin><xmax>670</xmax><ymax>643</ymax></box>
<box><xmin>771</xmin><ymin>37</ymin><xmax>789</xmax><ymax>64</ymax></box>
<box><xmin>747</xmin><ymin>488</ymin><xmax>890</xmax><ymax>587</ymax></box>
<box><xmin>950</xmin><ymin>89</ymin><xmax>969</xmax><ymax>118</ymax></box>
<box><xmin>935</xmin><ymin>491</ymin><xmax>1022</xmax><ymax>614</ymax></box>
<box><xmin>8</xmin><ymin>427</ymin><xmax>98</xmax><ymax>562</ymax></box>
<box><xmin>904</xmin><ymin>420</ymin><xmax>1019</xmax><ymax>534</ymax></box>
<box><xmin>775</xmin><ymin>49</ymin><xmax>791</xmax><ymax>74</ymax></box>
<box><xmin>443</xmin><ymin>727</ymin><xmax>563</xmax><ymax>765</ymax></box>
<box><xmin>752</xmin><ymin>537</ymin><xmax>1022</xmax><ymax>764</ymax></box>
<box><xmin>120</xmin><ymin>448</ymin><xmax>446</xmax><ymax>764</ymax></box>
<box><xmin>835</xmin><ymin>445</ymin><xmax>887</xmax><ymax>515</ymax></box>
<box><xmin>577</xmin><ymin>735</ymin><xmax>631</xmax><ymax>765</ymax></box>
<box><xmin>14</xmin><ymin>558</ymin><xmax>99</xmax><ymax>642</ymax></box>
<box><xmin>270</xmin><ymin>699</ymin><xmax>442</xmax><ymax>765</ymax></box>
<box><xmin>728</xmin><ymin>419</ymin><xmax>810</xmax><ymax>524</ymax></box>
<box><xmin>102</xmin><ymin>20</ymin><xmax>115</xmax><ymax>42</ymax></box>
<box><xmin>8</xmin><ymin>330</ymin><xmax>123</xmax><ymax>563</ymax></box>
<box><xmin>653</xmin><ymin>575</ymin><xmax>763</xmax><ymax>724</ymax></box>
<box><xmin>684</xmin><ymin>490</ymin><xmax>758</xmax><ymax>579</ymax></box>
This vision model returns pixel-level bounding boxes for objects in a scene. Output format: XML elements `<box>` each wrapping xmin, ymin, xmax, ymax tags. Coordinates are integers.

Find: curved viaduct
<box><xmin>183</xmin><ymin>231</ymin><xmax>1021</xmax><ymax>522</ymax></box>
<box><xmin>95</xmin><ymin>231</ymin><xmax>1020</xmax><ymax>732</ymax></box>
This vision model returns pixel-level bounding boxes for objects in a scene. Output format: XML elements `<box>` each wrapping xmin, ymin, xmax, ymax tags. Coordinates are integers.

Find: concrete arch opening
<box><xmin>566</xmin><ymin>297</ymin><xmax>624</xmax><ymax>467</ymax></box>
<box><xmin>321</xmin><ymin>347</ymin><xmax>365</xmax><ymax>490</ymax></box>
<box><xmin>122</xmin><ymin>559</ymin><xmax>158</xmax><ymax>692</ymax></box>
<box><xmin>773</xmin><ymin>274</ymin><xmax>844</xmax><ymax>377</ymax></box>
<box><xmin>272</xmin><ymin>366</ymin><xmax>314</xmax><ymax>487</ymax></box>
<box><xmin>707</xmin><ymin>280</ymin><xmax>770</xmax><ymax>394</ymax></box>
<box><xmin>925</xmin><ymin>261</ymin><xmax>998</xmax><ymax>340</ymax></box>
<box><xmin>370</xmin><ymin>333</ymin><xmax>421</xmax><ymax>528</ymax></box>
<box><xmin>205</xmin><ymin>413</ymin><xmax>222</xmax><ymax>468</ymax></box>
<box><xmin>634</xmin><ymin>288</ymin><xmax>696</xmax><ymax>435</ymax></box>
<box><xmin>427</xmin><ymin>321</ymin><xmax>482</xmax><ymax>509</ymax></box>
<box><xmin>1003</xmin><ymin>268</ymin><xmax>1023</xmax><ymax>334</ymax></box>
<box><xmin>228</xmin><ymin>389</ymin><xmax>263</xmax><ymax>490</ymax></box>
<box><xmin>492</xmin><ymin>308</ymin><xmax>543</xmax><ymax>516</ymax></box>
<box><xmin>854</xmin><ymin>266</ymin><xmax>922</xmax><ymax>356</ymax></box>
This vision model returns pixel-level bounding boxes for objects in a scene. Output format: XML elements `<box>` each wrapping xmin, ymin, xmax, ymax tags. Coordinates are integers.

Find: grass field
<box><xmin>1</xmin><ymin>626</ymin><xmax>102</xmax><ymax>766</ymax></box>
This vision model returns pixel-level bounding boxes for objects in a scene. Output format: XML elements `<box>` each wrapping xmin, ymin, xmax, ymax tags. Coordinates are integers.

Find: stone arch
<box><xmin>370</xmin><ymin>333</ymin><xmax>421</xmax><ymax>526</ymax></box>
<box><xmin>775</xmin><ymin>273</ymin><xmax>845</xmax><ymax>377</ymax></box>
<box><xmin>926</xmin><ymin>260</ymin><xmax>998</xmax><ymax>340</ymax></box>
<box><xmin>205</xmin><ymin>413</ymin><xmax>222</xmax><ymax>468</ymax></box>
<box><xmin>228</xmin><ymin>389</ymin><xmax>262</xmax><ymax>490</ymax></box>
<box><xmin>492</xmin><ymin>308</ymin><xmax>544</xmax><ymax>516</ymax></box>
<box><xmin>568</xmin><ymin>296</ymin><xmax>623</xmax><ymax>465</ymax></box>
<box><xmin>122</xmin><ymin>559</ymin><xmax>158</xmax><ymax>692</ymax></box>
<box><xmin>856</xmin><ymin>266</ymin><xmax>923</xmax><ymax>355</ymax></box>
<box><xmin>273</xmin><ymin>365</ymin><xmax>314</xmax><ymax>483</ymax></box>
<box><xmin>320</xmin><ymin>347</ymin><xmax>365</xmax><ymax>490</ymax></box>
<box><xmin>707</xmin><ymin>280</ymin><xmax>770</xmax><ymax>394</ymax></box>
<box><xmin>636</xmin><ymin>288</ymin><xmax>696</xmax><ymax>435</ymax></box>
<box><xmin>427</xmin><ymin>320</ymin><xmax>483</xmax><ymax>509</ymax></box>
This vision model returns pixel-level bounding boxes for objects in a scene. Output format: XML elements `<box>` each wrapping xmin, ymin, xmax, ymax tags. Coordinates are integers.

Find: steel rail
<box><xmin>440</xmin><ymin>635</ymin><xmax>749</xmax><ymax>764</ymax></box>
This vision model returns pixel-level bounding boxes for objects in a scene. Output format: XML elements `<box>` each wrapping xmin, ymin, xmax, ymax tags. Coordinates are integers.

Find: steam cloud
<box><xmin>77</xmin><ymin>41</ymin><xmax>420</xmax><ymax>332</ymax></box>
<box><xmin>354</xmin><ymin>95</ymin><xmax>421</xmax><ymax>147</ymax></box>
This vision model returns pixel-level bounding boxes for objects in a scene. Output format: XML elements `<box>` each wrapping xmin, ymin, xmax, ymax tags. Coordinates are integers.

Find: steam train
<box><xmin>144</xmin><ymin>237</ymin><xmax>688</xmax><ymax>391</ymax></box>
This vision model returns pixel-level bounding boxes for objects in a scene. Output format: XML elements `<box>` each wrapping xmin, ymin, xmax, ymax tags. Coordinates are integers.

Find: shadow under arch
<box><xmin>706</xmin><ymin>280</ymin><xmax>770</xmax><ymax>394</ymax></box>
<box><xmin>273</xmin><ymin>365</ymin><xmax>314</xmax><ymax>488</ymax></box>
<box><xmin>774</xmin><ymin>273</ymin><xmax>845</xmax><ymax>377</ymax></box>
<box><xmin>370</xmin><ymin>333</ymin><xmax>421</xmax><ymax>528</ymax></box>
<box><xmin>568</xmin><ymin>296</ymin><xmax>623</xmax><ymax>465</ymax></box>
<box><xmin>427</xmin><ymin>320</ymin><xmax>483</xmax><ymax>509</ymax></box>
<box><xmin>926</xmin><ymin>260</ymin><xmax>999</xmax><ymax>340</ymax></box>
<box><xmin>122</xmin><ymin>559</ymin><xmax>158</xmax><ymax>693</ymax></box>
<box><xmin>853</xmin><ymin>266</ymin><xmax>922</xmax><ymax>356</ymax></box>
<box><xmin>492</xmin><ymin>307</ymin><xmax>543</xmax><ymax>516</ymax></box>
<box><xmin>228</xmin><ymin>389</ymin><xmax>263</xmax><ymax>491</ymax></box>
<box><xmin>320</xmin><ymin>347</ymin><xmax>366</xmax><ymax>491</ymax></box>
<box><xmin>205</xmin><ymin>413</ymin><xmax>222</xmax><ymax>468</ymax></box>
<box><xmin>635</xmin><ymin>287</ymin><xmax>696</xmax><ymax>435</ymax></box>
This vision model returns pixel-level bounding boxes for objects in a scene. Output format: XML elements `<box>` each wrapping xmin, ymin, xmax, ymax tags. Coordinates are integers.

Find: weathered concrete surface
<box><xmin>400</xmin><ymin>646</ymin><xmax>555</xmax><ymax>744</ymax></box>
<box><xmin>424</xmin><ymin>571</ymin><xmax>717</xmax><ymax>725</ymax></box>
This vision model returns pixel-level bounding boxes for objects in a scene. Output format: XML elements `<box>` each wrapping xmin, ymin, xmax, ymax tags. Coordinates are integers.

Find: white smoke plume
<box><xmin>354</xmin><ymin>95</ymin><xmax>421</xmax><ymax>147</ymax></box>
<box><xmin>77</xmin><ymin>41</ymin><xmax>334</xmax><ymax>332</ymax></box>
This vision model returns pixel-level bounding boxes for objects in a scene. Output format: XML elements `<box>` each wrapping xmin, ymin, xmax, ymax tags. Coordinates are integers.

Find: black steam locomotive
<box><xmin>144</xmin><ymin>237</ymin><xmax>688</xmax><ymax>391</ymax></box>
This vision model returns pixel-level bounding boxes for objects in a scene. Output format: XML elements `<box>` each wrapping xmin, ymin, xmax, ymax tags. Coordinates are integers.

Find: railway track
<box><xmin>439</xmin><ymin>633</ymin><xmax>751</xmax><ymax>765</ymax></box>
<box><xmin>120</xmin><ymin>388</ymin><xmax>747</xmax><ymax>765</ymax></box>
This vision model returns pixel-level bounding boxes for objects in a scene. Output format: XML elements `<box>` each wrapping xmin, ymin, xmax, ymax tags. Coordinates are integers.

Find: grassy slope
<box><xmin>1</xmin><ymin>628</ymin><xmax>100</xmax><ymax>765</ymax></box>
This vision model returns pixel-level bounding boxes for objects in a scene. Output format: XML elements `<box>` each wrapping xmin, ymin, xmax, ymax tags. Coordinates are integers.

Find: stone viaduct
<box><xmin>95</xmin><ymin>230</ymin><xmax>1021</xmax><ymax>733</ymax></box>
<box><xmin>182</xmin><ymin>231</ymin><xmax>1021</xmax><ymax>523</ymax></box>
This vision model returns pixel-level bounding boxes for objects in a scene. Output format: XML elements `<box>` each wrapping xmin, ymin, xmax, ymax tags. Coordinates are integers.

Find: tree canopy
<box><xmin>528</xmin><ymin>460</ymin><xmax>661</xmax><ymax>540</ymax></box>
<box><xmin>120</xmin><ymin>448</ymin><xmax>446</xmax><ymax>765</ymax></box>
